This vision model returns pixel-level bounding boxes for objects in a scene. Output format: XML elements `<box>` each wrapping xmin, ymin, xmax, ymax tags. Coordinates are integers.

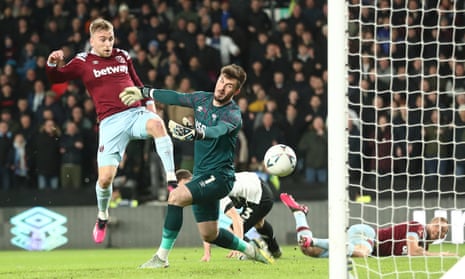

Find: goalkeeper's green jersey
<box><xmin>154</xmin><ymin>89</ymin><xmax>241</xmax><ymax>178</ymax></box>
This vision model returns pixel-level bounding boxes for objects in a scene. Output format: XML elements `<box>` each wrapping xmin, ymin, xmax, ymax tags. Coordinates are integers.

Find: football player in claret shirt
<box><xmin>375</xmin><ymin>217</ymin><xmax>455</xmax><ymax>256</ymax></box>
<box><xmin>46</xmin><ymin>18</ymin><xmax>177</xmax><ymax>244</ymax></box>
<box><xmin>119</xmin><ymin>64</ymin><xmax>275</xmax><ymax>267</ymax></box>
<box><xmin>280</xmin><ymin>193</ymin><xmax>457</xmax><ymax>258</ymax></box>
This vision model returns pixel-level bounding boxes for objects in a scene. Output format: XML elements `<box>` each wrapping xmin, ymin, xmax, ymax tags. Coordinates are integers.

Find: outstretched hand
<box><xmin>119</xmin><ymin>86</ymin><xmax>144</xmax><ymax>106</ymax></box>
<box><xmin>168</xmin><ymin>120</ymin><xmax>204</xmax><ymax>141</ymax></box>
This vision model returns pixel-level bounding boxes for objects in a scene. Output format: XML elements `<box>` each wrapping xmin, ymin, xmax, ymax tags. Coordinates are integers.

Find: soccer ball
<box><xmin>263</xmin><ymin>144</ymin><xmax>297</xmax><ymax>177</ymax></box>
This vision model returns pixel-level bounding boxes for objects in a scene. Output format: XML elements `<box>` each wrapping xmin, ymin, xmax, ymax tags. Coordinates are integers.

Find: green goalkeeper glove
<box><xmin>119</xmin><ymin>86</ymin><xmax>152</xmax><ymax>106</ymax></box>
<box><xmin>168</xmin><ymin>119</ymin><xmax>204</xmax><ymax>141</ymax></box>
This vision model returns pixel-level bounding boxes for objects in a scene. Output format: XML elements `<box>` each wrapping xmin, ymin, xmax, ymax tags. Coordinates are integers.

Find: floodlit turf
<box><xmin>0</xmin><ymin>246</ymin><xmax>324</xmax><ymax>279</ymax></box>
<box><xmin>351</xmin><ymin>244</ymin><xmax>465</xmax><ymax>279</ymax></box>
<box><xmin>0</xmin><ymin>244</ymin><xmax>462</xmax><ymax>279</ymax></box>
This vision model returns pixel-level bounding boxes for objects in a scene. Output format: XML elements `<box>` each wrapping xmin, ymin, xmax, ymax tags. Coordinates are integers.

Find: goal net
<box><xmin>337</xmin><ymin>0</ymin><xmax>465</xmax><ymax>278</ymax></box>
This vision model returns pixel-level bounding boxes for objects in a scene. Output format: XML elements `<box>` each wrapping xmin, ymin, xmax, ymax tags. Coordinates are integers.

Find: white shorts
<box><xmin>97</xmin><ymin>107</ymin><xmax>159</xmax><ymax>167</ymax></box>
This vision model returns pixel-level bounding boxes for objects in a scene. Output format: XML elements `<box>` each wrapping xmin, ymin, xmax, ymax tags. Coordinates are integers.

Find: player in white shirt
<box><xmin>175</xmin><ymin>169</ymin><xmax>281</xmax><ymax>261</ymax></box>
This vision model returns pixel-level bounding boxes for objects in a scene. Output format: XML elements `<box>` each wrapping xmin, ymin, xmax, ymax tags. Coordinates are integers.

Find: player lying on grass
<box><xmin>46</xmin><ymin>18</ymin><xmax>176</xmax><ymax>244</ymax></box>
<box><xmin>280</xmin><ymin>193</ymin><xmax>457</xmax><ymax>257</ymax></box>
<box><xmin>119</xmin><ymin>64</ymin><xmax>274</xmax><ymax>268</ymax></box>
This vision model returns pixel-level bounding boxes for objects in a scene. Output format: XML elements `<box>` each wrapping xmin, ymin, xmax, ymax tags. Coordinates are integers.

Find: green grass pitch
<box><xmin>0</xmin><ymin>244</ymin><xmax>462</xmax><ymax>279</ymax></box>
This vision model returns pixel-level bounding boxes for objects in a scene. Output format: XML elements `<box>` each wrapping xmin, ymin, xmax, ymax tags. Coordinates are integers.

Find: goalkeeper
<box><xmin>119</xmin><ymin>64</ymin><xmax>275</xmax><ymax>268</ymax></box>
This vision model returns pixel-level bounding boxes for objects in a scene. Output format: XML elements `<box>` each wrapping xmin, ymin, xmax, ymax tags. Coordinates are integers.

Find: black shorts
<box><xmin>240</xmin><ymin>180</ymin><xmax>274</xmax><ymax>232</ymax></box>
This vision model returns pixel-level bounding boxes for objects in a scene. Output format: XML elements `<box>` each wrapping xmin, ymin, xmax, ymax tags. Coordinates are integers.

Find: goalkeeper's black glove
<box><xmin>168</xmin><ymin>119</ymin><xmax>204</xmax><ymax>141</ymax></box>
<box><xmin>119</xmin><ymin>86</ymin><xmax>153</xmax><ymax>106</ymax></box>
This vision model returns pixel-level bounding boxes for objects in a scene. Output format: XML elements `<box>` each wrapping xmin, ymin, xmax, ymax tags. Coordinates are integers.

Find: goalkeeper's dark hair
<box><xmin>221</xmin><ymin>64</ymin><xmax>247</xmax><ymax>90</ymax></box>
<box><xmin>176</xmin><ymin>169</ymin><xmax>193</xmax><ymax>181</ymax></box>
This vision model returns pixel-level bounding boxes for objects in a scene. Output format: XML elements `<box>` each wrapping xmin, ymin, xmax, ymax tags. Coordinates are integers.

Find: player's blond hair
<box><xmin>431</xmin><ymin>216</ymin><xmax>448</xmax><ymax>225</ymax></box>
<box><xmin>89</xmin><ymin>18</ymin><xmax>113</xmax><ymax>35</ymax></box>
<box><xmin>221</xmin><ymin>64</ymin><xmax>247</xmax><ymax>90</ymax></box>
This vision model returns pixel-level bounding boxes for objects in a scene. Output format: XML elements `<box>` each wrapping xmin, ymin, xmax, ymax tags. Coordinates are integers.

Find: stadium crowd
<box><xmin>347</xmin><ymin>0</ymin><xmax>465</xmax><ymax>180</ymax></box>
<box><xmin>0</xmin><ymin>0</ymin><xmax>329</xmax><ymax>197</ymax></box>
<box><xmin>2</xmin><ymin>0</ymin><xmax>465</xmax><ymax>200</ymax></box>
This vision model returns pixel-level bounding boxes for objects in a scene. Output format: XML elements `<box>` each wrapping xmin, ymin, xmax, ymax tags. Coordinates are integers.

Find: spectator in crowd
<box><xmin>194</xmin><ymin>33</ymin><xmax>222</xmax><ymax>82</ymax></box>
<box><xmin>253</xmin><ymin>98</ymin><xmax>284</xmax><ymax>131</ymax></box>
<box><xmin>366</xmin><ymin>114</ymin><xmax>393</xmax><ymax>175</ymax></box>
<box><xmin>60</xmin><ymin>121</ymin><xmax>84</xmax><ymax>189</ymax></box>
<box><xmin>246</xmin><ymin>0</ymin><xmax>272</xmax><ymax>41</ymax></box>
<box><xmin>0</xmin><ymin>121</ymin><xmax>13</xmax><ymax>190</ymax></box>
<box><xmin>248</xmin><ymin>83</ymin><xmax>268</xmax><ymax>115</ymax></box>
<box><xmin>0</xmin><ymin>83</ymin><xmax>16</xmax><ymax>113</ymax></box>
<box><xmin>298</xmin><ymin>116</ymin><xmax>328</xmax><ymax>183</ymax></box>
<box><xmin>250</xmin><ymin>112</ymin><xmax>284</xmax><ymax>170</ymax></box>
<box><xmin>282</xmin><ymin>103</ymin><xmax>305</xmax><ymax>152</ymax></box>
<box><xmin>206</xmin><ymin>22</ymin><xmax>240</xmax><ymax>66</ymax></box>
<box><xmin>422</xmin><ymin>109</ymin><xmax>451</xmax><ymax>175</ymax></box>
<box><xmin>9</xmin><ymin>133</ymin><xmax>29</xmax><ymax>189</ymax></box>
<box><xmin>267</xmin><ymin>71</ymin><xmax>291</xmax><ymax>114</ymax></box>
<box><xmin>35</xmin><ymin>90</ymin><xmax>65</xmax><ymax>127</ymax></box>
<box><xmin>224</xmin><ymin>17</ymin><xmax>247</xmax><ymax>66</ymax></box>
<box><xmin>147</xmin><ymin>40</ymin><xmax>162</xmax><ymax>71</ymax></box>
<box><xmin>185</xmin><ymin>55</ymin><xmax>213</xmax><ymax>90</ymax></box>
<box><xmin>35</xmin><ymin>119</ymin><xmax>61</xmax><ymax>190</ymax></box>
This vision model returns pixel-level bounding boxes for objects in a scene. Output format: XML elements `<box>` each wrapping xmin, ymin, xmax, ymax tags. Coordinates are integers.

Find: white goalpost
<box><xmin>328</xmin><ymin>0</ymin><xmax>465</xmax><ymax>278</ymax></box>
<box><xmin>328</xmin><ymin>0</ymin><xmax>349</xmax><ymax>278</ymax></box>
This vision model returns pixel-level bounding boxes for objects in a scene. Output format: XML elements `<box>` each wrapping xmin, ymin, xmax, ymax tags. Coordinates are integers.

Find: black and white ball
<box><xmin>263</xmin><ymin>144</ymin><xmax>297</xmax><ymax>177</ymax></box>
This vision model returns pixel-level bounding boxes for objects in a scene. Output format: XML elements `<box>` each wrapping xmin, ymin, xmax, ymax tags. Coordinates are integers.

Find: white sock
<box><xmin>245</xmin><ymin>227</ymin><xmax>261</xmax><ymax>240</ymax></box>
<box><xmin>154</xmin><ymin>136</ymin><xmax>176</xmax><ymax>181</ymax></box>
<box><xmin>294</xmin><ymin>211</ymin><xmax>309</xmax><ymax>230</ymax></box>
<box><xmin>294</xmin><ymin>211</ymin><xmax>312</xmax><ymax>241</ymax></box>
<box><xmin>96</xmin><ymin>183</ymin><xmax>112</xmax><ymax>220</ymax></box>
<box><xmin>98</xmin><ymin>210</ymin><xmax>109</xmax><ymax>220</ymax></box>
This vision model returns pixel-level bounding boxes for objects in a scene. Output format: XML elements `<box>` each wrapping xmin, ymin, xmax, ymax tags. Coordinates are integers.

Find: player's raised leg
<box><xmin>280</xmin><ymin>193</ymin><xmax>312</xmax><ymax>246</ymax></box>
<box><xmin>141</xmin><ymin>107</ymin><xmax>177</xmax><ymax>190</ymax></box>
<box><xmin>280</xmin><ymin>193</ymin><xmax>331</xmax><ymax>257</ymax></box>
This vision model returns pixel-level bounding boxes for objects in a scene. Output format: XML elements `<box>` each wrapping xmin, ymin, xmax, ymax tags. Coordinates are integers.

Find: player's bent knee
<box><xmin>200</xmin><ymin>233</ymin><xmax>217</xmax><ymax>243</ymax></box>
<box><xmin>167</xmin><ymin>191</ymin><xmax>190</xmax><ymax>207</ymax></box>
<box><xmin>98</xmin><ymin>176</ymin><xmax>113</xmax><ymax>188</ymax></box>
<box><xmin>146</xmin><ymin>118</ymin><xmax>166</xmax><ymax>137</ymax></box>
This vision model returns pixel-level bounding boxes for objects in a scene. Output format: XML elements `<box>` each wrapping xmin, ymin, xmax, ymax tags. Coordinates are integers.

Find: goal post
<box><xmin>327</xmin><ymin>0</ymin><xmax>349</xmax><ymax>279</ymax></box>
<box><xmin>329</xmin><ymin>0</ymin><xmax>465</xmax><ymax>278</ymax></box>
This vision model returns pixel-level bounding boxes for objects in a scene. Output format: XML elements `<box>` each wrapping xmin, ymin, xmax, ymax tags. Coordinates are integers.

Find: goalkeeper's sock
<box><xmin>156</xmin><ymin>205</ymin><xmax>183</xmax><ymax>261</ymax></box>
<box><xmin>212</xmin><ymin>228</ymin><xmax>249</xmax><ymax>253</ymax></box>
<box><xmin>96</xmin><ymin>183</ymin><xmax>112</xmax><ymax>220</ymax></box>
<box><xmin>154</xmin><ymin>136</ymin><xmax>176</xmax><ymax>182</ymax></box>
